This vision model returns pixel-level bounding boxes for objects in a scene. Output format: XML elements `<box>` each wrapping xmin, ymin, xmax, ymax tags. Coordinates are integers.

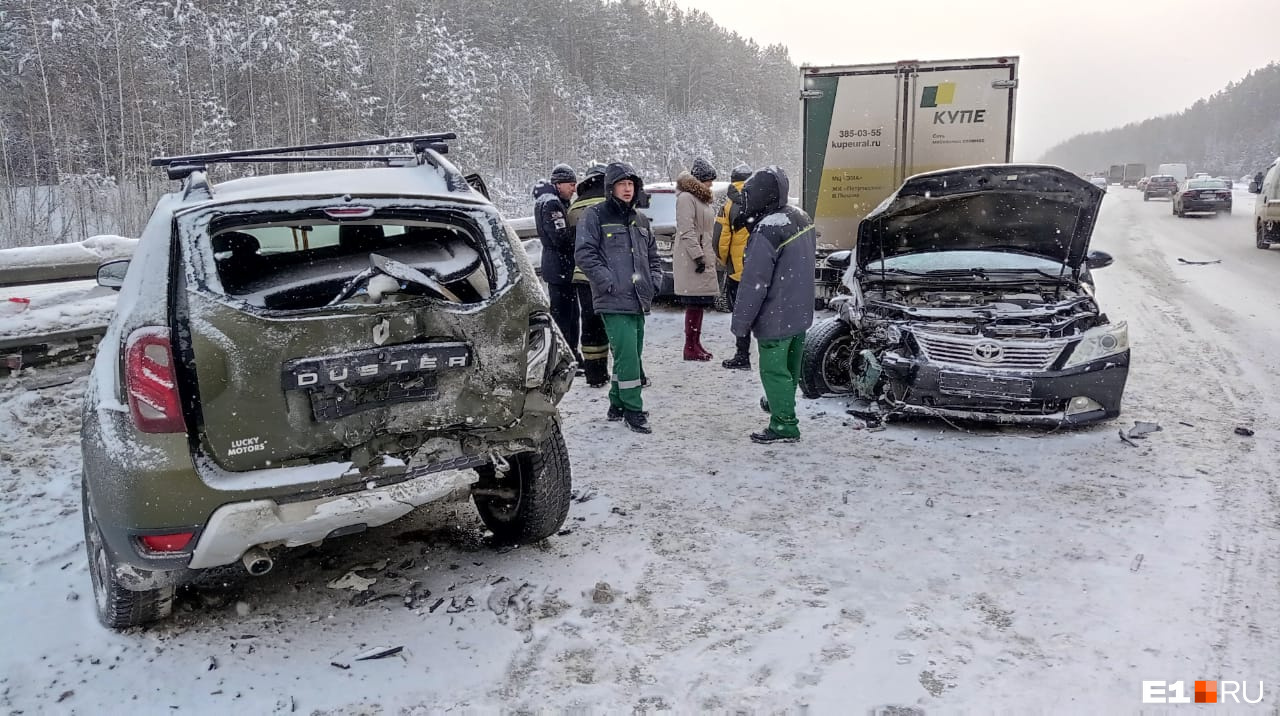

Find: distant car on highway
<box><xmin>1089</xmin><ymin>176</ymin><xmax>1108</xmax><ymax>192</ymax></box>
<box><xmin>1136</xmin><ymin>177</ymin><xmax>1149</xmax><ymax>191</ymax></box>
<box><xmin>1143</xmin><ymin>175</ymin><xmax>1178</xmax><ymax>201</ymax></box>
<box><xmin>1173</xmin><ymin>177</ymin><xmax>1233</xmax><ymax>217</ymax></box>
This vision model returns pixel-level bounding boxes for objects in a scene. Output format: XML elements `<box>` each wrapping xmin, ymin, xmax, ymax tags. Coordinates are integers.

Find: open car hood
<box><xmin>856</xmin><ymin>165</ymin><xmax>1103</xmax><ymax>271</ymax></box>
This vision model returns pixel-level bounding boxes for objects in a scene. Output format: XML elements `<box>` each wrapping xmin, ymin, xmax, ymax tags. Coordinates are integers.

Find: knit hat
<box><xmin>730</xmin><ymin>163</ymin><xmax>753</xmax><ymax>182</ymax></box>
<box><xmin>690</xmin><ymin>158</ymin><xmax>717</xmax><ymax>183</ymax></box>
<box><xmin>549</xmin><ymin>163</ymin><xmax>577</xmax><ymax>184</ymax></box>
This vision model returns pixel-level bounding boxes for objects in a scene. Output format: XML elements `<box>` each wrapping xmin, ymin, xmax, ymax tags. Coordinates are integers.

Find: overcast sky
<box><xmin>669</xmin><ymin>0</ymin><xmax>1278</xmax><ymax>160</ymax></box>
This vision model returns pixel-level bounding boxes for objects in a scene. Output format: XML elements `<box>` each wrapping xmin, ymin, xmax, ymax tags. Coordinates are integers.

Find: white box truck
<box><xmin>801</xmin><ymin>57</ymin><xmax>1019</xmax><ymax>305</ymax></box>
<box><xmin>801</xmin><ymin>57</ymin><xmax>1019</xmax><ymax>252</ymax></box>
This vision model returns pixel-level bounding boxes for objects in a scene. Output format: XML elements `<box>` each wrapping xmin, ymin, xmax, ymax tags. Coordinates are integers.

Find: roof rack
<box><xmin>151</xmin><ymin>133</ymin><xmax>457</xmax><ymax>180</ymax></box>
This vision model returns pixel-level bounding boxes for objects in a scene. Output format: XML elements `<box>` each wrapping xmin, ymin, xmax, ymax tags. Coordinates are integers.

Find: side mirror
<box><xmin>1248</xmin><ymin>179</ymin><xmax>1262</xmax><ymax>194</ymax></box>
<box><xmin>96</xmin><ymin>259</ymin><xmax>129</xmax><ymax>290</ymax></box>
<box><xmin>825</xmin><ymin>250</ymin><xmax>852</xmax><ymax>271</ymax></box>
<box><xmin>1085</xmin><ymin>250</ymin><xmax>1114</xmax><ymax>270</ymax></box>
<box><xmin>464</xmin><ymin>173</ymin><xmax>490</xmax><ymax>200</ymax></box>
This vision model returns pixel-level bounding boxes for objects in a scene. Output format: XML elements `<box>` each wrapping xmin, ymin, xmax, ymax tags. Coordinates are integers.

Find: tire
<box><xmin>473</xmin><ymin>421</ymin><xmax>571</xmax><ymax>544</ymax></box>
<box><xmin>1258</xmin><ymin>223</ymin><xmax>1272</xmax><ymax>250</ymax></box>
<box><xmin>1143</xmin><ymin>193</ymin><xmax>1150</xmax><ymax>201</ymax></box>
<box><xmin>800</xmin><ymin>317</ymin><xmax>858</xmax><ymax>399</ymax></box>
<box><xmin>82</xmin><ymin>477</ymin><xmax>175</xmax><ymax>629</ymax></box>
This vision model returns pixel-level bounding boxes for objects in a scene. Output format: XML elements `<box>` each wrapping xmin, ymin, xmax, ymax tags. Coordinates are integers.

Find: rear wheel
<box><xmin>800</xmin><ymin>317</ymin><xmax>857</xmax><ymax>399</ymax></box>
<box><xmin>473</xmin><ymin>422</ymin><xmax>571</xmax><ymax>544</ymax></box>
<box><xmin>1259</xmin><ymin>223</ymin><xmax>1272</xmax><ymax>250</ymax></box>
<box><xmin>82</xmin><ymin>477</ymin><xmax>176</xmax><ymax>629</ymax></box>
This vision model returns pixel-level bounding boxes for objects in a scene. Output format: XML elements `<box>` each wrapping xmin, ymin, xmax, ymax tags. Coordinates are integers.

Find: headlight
<box><xmin>525</xmin><ymin>324</ymin><xmax>553</xmax><ymax>388</ymax></box>
<box><xmin>1062</xmin><ymin>322</ymin><xmax>1129</xmax><ymax>369</ymax></box>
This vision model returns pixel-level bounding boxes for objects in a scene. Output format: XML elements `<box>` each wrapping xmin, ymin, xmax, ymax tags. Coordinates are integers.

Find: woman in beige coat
<box><xmin>674</xmin><ymin>158</ymin><xmax>720</xmax><ymax>361</ymax></box>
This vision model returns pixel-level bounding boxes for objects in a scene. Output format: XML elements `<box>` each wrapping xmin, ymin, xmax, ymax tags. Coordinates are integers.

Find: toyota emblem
<box><xmin>972</xmin><ymin>341</ymin><xmax>1004</xmax><ymax>362</ymax></box>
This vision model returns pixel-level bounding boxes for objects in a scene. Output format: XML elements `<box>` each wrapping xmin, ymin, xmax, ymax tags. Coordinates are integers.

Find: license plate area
<box><xmin>282</xmin><ymin>342</ymin><xmax>471</xmax><ymax>421</ymax></box>
<box><xmin>938</xmin><ymin>372</ymin><xmax>1034</xmax><ymax>401</ymax></box>
<box><xmin>307</xmin><ymin>374</ymin><xmax>439</xmax><ymax>420</ymax></box>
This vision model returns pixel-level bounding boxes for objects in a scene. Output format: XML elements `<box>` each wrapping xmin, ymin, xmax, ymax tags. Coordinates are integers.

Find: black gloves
<box><xmin>694</xmin><ymin>257</ymin><xmax>707</xmax><ymax>274</ymax></box>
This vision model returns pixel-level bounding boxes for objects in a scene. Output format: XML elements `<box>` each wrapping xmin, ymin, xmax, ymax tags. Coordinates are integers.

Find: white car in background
<box><xmin>1090</xmin><ymin>176</ymin><xmax>1109</xmax><ymax>192</ymax></box>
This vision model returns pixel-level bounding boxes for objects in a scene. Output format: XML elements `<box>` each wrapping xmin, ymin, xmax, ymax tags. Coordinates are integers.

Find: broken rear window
<box><xmin>196</xmin><ymin>211</ymin><xmax>502</xmax><ymax>310</ymax></box>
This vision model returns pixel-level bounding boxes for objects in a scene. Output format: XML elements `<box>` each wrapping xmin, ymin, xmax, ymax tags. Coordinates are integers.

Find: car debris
<box><xmin>327</xmin><ymin>572</ymin><xmax>376</xmax><ymax>592</ymax></box>
<box><xmin>1176</xmin><ymin>257</ymin><xmax>1221</xmax><ymax>265</ymax></box>
<box><xmin>1130</xmin><ymin>554</ymin><xmax>1144</xmax><ymax>572</ymax></box>
<box><xmin>1118</xmin><ymin>430</ymin><xmax>1140</xmax><ymax>448</ymax></box>
<box><xmin>1126</xmin><ymin>421</ymin><xmax>1162</xmax><ymax>439</ymax></box>
<box><xmin>487</xmin><ymin>580</ymin><xmax>529</xmax><ymax>616</ymax></box>
<box><xmin>329</xmin><ymin>661</ymin><xmax>350</xmax><ymax>670</ymax></box>
<box><xmin>1234</xmin><ymin>426</ymin><xmax>1255</xmax><ymax>437</ymax></box>
<box><xmin>354</xmin><ymin>645</ymin><xmax>403</xmax><ymax>661</ymax></box>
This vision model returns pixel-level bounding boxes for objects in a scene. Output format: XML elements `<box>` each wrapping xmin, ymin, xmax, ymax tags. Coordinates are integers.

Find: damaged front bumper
<box><xmin>879</xmin><ymin>350</ymin><xmax>1130</xmax><ymax>427</ymax></box>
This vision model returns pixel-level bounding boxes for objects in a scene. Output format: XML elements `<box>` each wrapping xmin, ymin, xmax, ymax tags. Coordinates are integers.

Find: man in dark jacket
<box><xmin>731</xmin><ymin>166</ymin><xmax>816</xmax><ymax>443</ymax></box>
<box><xmin>535</xmin><ymin>163</ymin><xmax>580</xmax><ymax>361</ymax></box>
<box><xmin>574</xmin><ymin>162</ymin><xmax>663</xmax><ymax>434</ymax></box>
<box><xmin>715</xmin><ymin>163</ymin><xmax>754</xmax><ymax>369</ymax></box>
<box><xmin>566</xmin><ymin>163</ymin><xmax>610</xmax><ymax>387</ymax></box>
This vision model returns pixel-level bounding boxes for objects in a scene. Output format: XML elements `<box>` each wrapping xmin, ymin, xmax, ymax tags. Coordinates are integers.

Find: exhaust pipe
<box><xmin>241</xmin><ymin>547</ymin><xmax>274</xmax><ymax>576</ymax></box>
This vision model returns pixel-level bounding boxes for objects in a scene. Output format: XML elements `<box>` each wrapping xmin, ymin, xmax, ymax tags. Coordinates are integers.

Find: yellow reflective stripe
<box><xmin>777</xmin><ymin>225</ymin><xmax>814</xmax><ymax>250</ymax></box>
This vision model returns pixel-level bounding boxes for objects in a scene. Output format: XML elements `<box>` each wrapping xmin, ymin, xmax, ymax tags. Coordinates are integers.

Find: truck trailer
<box><xmin>801</xmin><ymin>56</ymin><xmax>1019</xmax><ymax>304</ymax></box>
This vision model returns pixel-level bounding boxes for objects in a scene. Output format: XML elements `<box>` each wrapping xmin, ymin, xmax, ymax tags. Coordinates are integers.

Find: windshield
<box><xmin>639</xmin><ymin>192</ymin><xmax>677</xmax><ymax>225</ymax></box>
<box><xmin>1187</xmin><ymin>179</ymin><xmax>1229</xmax><ymax>190</ymax></box>
<box><xmin>867</xmin><ymin>250</ymin><xmax>1069</xmax><ymax>275</ymax></box>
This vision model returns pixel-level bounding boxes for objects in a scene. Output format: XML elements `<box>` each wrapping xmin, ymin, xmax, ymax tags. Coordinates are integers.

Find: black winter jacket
<box><xmin>533</xmin><ymin>180</ymin><xmax>575</xmax><ymax>284</ymax></box>
<box><xmin>574</xmin><ymin>162</ymin><xmax>663</xmax><ymax>315</ymax></box>
<box><xmin>731</xmin><ymin>166</ymin><xmax>817</xmax><ymax>340</ymax></box>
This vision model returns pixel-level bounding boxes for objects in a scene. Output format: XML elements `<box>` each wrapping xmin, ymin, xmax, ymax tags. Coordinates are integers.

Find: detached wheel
<box><xmin>82</xmin><ymin>477</ymin><xmax>175</xmax><ymax>629</ymax></box>
<box><xmin>800</xmin><ymin>317</ymin><xmax>857</xmax><ymax>399</ymax></box>
<box><xmin>473</xmin><ymin>421</ymin><xmax>571</xmax><ymax>544</ymax></box>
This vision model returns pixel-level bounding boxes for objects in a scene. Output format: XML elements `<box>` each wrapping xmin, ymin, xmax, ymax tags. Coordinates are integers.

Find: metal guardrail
<box><xmin>0</xmin><ymin>259</ymin><xmax>103</xmax><ymax>287</ymax></box>
<box><xmin>1</xmin><ymin>325</ymin><xmax>108</xmax><ymax>374</ymax></box>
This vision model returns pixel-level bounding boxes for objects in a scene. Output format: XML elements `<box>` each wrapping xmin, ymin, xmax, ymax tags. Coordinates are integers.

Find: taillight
<box><xmin>138</xmin><ymin>532</ymin><xmax>194</xmax><ymax>553</ymax></box>
<box><xmin>125</xmin><ymin>327</ymin><xmax>186</xmax><ymax>433</ymax></box>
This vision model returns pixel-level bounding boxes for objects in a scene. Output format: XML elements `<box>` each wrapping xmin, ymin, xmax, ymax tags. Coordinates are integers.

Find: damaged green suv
<box><xmin>82</xmin><ymin>134</ymin><xmax>575</xmax><ymax>628</ymax></box>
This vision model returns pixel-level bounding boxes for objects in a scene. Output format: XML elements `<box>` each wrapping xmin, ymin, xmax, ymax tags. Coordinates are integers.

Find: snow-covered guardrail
<box><xmin>0</xmin><ymin>235</ymin><xmax>137</xmax><ymax>287</ymax></box>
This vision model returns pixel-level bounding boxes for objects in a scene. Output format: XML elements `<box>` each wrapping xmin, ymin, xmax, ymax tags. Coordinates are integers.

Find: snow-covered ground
<box><xmin>2</xmin><ymin>189</ymin><xmax>1278</xmax><ymax>712</ymax></box>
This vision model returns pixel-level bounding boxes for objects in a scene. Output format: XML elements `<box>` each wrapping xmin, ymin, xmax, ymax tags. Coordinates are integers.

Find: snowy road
<box><xmin>2</xmin><ymin>189</ymin><xmax>1278</xmax><ymax>713</ymax></box>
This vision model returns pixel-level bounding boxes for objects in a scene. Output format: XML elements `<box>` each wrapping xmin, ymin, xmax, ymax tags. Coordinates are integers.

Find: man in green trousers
<box><xmin>729</xmin><ymin>166</ymin><xmax>817</xmax><ymax>443</ymax></box>
<box><xmin>574</xmin><ymin>162</ymin><xmax>664</xmax><ymax>434</ymax></box>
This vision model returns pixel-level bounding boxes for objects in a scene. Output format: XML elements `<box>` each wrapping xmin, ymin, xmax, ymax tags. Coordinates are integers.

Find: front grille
<box><xmin>913</xmin><ymin>331</ymin><xmax>1066</xmax><ymax>371</ymax></box>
